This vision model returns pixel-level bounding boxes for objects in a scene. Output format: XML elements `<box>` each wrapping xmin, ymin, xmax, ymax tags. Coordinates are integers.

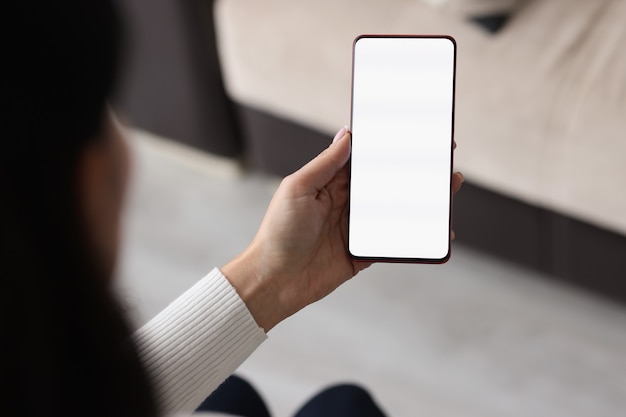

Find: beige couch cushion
<box><xmin>215</xmin><ymin>0</ymin><xmax>626</xmax><ymax>235</ymax></box>
<box><xmin>420</xmin><ymin>0</ymin><xmax>526</xmax><ymax>15</ymax></box>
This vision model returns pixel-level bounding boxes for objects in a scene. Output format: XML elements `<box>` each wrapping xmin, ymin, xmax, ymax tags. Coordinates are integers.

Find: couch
<box><xmin>118</xmin><ymin>0</ymin><xmax>626</xmax><ymax>302</ymax></box>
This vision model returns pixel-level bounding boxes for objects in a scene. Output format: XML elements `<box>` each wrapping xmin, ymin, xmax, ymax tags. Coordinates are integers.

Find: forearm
<box><xmin>133</xmin><ymin>268</ymin><xmax>266</xmax><ymax>414</ymax></box>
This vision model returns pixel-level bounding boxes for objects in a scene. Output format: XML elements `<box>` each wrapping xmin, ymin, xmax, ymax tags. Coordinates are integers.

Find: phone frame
<box><xmin>348</xmin><ymin>34</ymin><xmax>457</xmax><ymax>264</ymax></box>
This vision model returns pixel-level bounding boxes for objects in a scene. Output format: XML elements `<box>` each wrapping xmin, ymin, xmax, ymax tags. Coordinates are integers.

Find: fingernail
<box><xmin>457</xmin><ymin>172</ymin><xmax>465</xmax><ymax>183</ymax></box>
<box><xmin>332</xmin><ymin>126</ymin><xmax>347</xmax><ymax>144</ymax></box>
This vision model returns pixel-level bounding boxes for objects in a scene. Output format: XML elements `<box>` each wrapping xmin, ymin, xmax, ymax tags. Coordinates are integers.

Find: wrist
<box><xmin>221</xmin><ymin>247</ymin><xmax>281</xmax><ymax>332</ymax></box>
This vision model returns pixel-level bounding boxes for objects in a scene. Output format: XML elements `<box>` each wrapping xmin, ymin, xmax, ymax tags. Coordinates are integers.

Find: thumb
<box><xmin>291</xmin><ymin>131</ymin><xmax>351</xmax><ymax>191</ymax></box>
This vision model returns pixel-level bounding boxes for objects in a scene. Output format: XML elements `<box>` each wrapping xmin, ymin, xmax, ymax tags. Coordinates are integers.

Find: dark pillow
<box><xmin>421</xmin><ymin>0</ymin><xmax>527</xmax><ymax>33</ymax></box>
<box><xmin>470</xmin><ymin>13</ymin><xmax>512</xmax><ymax>33</ymax></box>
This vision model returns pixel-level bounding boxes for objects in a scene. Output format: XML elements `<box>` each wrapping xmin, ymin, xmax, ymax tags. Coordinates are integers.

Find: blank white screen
<box><xmin>349</xmin><ymin>36</ymin><xmax>455</xmax><ymax>261</ymax></box>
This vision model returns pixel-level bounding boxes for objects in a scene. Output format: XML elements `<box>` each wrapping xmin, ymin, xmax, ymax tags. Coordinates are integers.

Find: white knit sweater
<box><xmin>133</xmin><ymin>268</ymin><xmax>267</xmax><ymax>415</ymax></box>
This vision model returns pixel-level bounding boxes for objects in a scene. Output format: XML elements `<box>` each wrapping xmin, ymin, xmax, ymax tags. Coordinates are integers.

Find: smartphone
<box><xmin>348</xmin><ymin>35</ymin><xmax>456</xmax><ymax>263</ymax></box>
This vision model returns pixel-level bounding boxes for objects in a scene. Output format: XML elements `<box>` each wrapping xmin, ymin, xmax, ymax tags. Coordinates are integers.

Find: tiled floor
<box><xmin>118</xmin><ymin>130</ymin><xmax>626</xmax><ymax>417</ymax></box>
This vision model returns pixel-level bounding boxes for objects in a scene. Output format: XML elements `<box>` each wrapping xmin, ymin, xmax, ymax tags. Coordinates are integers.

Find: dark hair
<box><xmin>1</xmin><ymin>1</ymin><xmax>159</xmax><ymax>416</ymax></box>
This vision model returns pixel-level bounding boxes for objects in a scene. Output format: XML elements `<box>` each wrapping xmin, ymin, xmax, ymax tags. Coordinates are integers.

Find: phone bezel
<box><xmin>348</xmin><ymin>34</ymin><xmax>457</xmax><ymax>264</ymax></box>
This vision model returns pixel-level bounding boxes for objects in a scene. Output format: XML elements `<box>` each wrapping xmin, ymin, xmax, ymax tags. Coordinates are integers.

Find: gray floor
<box><xmin>118</xmin><ymin>130</ymin><xmax>626</xmax><ymax>417</ymax></box>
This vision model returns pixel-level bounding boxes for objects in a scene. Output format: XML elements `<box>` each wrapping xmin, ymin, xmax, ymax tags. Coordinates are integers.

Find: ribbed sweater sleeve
<box><xmin>133</xmin><ymin>268</ymin><xmax>267</xmax><ymax>415</ymax></box>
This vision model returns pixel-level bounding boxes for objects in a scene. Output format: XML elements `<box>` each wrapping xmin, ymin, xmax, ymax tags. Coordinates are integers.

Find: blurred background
<box><xmin>113</xmin><ymin>0</ymin><xmax>626</xmax><ymax>416</ymax></box>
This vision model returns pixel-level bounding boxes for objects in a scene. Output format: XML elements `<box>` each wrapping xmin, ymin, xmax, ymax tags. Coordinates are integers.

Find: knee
<box><xmin>294</xmin><ymin>383</ymin><xmax>385</xmax><ymax>417</ymax></box>
<box><xmin>316</xmin><ymin>383</ymin><xmax>374</xmax><ymax>402</ymax></box>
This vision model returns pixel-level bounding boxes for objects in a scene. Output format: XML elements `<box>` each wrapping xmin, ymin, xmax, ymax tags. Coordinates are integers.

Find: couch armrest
<box><xmin>117</xmin><ymin>0</ymin><xmax>241</xmax><ymax>157</ymax></box>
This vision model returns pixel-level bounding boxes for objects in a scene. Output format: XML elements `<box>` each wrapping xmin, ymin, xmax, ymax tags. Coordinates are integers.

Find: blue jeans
<box><xmin>197</xmin><ymin>375</ymin><xmax>387</xmax><ymax>417</ymax></box>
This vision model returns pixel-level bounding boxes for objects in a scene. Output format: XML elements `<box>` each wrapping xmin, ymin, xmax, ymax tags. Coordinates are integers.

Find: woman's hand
<box><xmin>222</xmin><ymin>128</ymin><xmax>464</xmax><ymax>332</ymax></box>
<box><xmin>222</xmin><ymin>129</ymin><xmax>366</xmax><ymax>331</ymax></box>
